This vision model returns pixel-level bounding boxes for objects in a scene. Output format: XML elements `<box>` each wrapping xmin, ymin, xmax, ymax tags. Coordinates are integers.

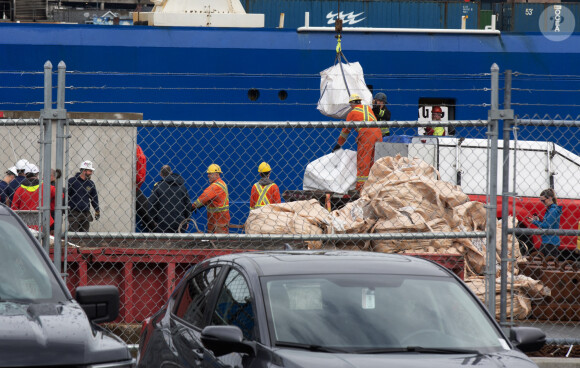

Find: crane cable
<box><xmin>334</xmin><ymin>0</ymin><xmax>351</xmax><ymax>97</ymax></box>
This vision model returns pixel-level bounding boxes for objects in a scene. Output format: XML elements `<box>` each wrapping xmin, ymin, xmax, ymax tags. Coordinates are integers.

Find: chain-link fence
<box><xmin>505</xmin><ymin>117</ymin><xmax>580</xmax><ymax>345</ymax></box>
<box><xmin>1</xmin><ymin>63</ymin><xmax>579</xmax><ymax>348</ymax></box>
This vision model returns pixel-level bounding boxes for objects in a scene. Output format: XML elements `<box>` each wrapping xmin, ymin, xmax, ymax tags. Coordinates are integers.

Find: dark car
<box><xmin>137</xmin><ymin>250</ymin><xmax>545</xmax><ymax>368</ymax></box>
<box><xmin>0</xmin><ymin>205</ymin><xmax>135</xmax><ymax>367</ymax></box>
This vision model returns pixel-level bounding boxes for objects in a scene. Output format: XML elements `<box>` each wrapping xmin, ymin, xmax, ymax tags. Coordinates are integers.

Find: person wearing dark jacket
<box><xmin>372</xmin><ymin>92</ymin><xmax>391</xmax><ymax>137</ymax></box>
<box><xmin>68</xmin><ymin>160</ymin><xmax>100</xmax><ymax>232</ymax></box>
<box><xmin>0</xmin><ymin>166</ymin><xmax>17</xmax><ymax>205</ymax></box>
<box><xmin>148</xmin><ymin>165</ymin><xmax>192</xmax><ymax>233</ymax></box>
<box><xmin>6</xmin><ymin>159</ymin><xmax>29</xmax><ymax>206</ymax></box>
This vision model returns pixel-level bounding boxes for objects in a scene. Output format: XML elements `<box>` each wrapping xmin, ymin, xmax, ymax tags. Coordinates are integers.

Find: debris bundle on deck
<box><xmin>245</xmin><ymin>155</ymin><xmax>551</xmax><ymax>319</ymax></box>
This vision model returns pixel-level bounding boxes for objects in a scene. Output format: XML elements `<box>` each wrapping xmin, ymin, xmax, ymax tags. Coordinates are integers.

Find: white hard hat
<box><xmin>6</xmin><ymin>166</ymin><xmax>17</xmax><ymax>176</ymax></box>
<box><xmin>15</xmin><ymin>159</ymin><xmax>29</xmax><ymax>171</ymax></box>
<box><xmin>24</xmin><ymin>163</ymin><xmax>39</xmax><ymax>175</ymax></box>
<box><xmin>79</xmin><ymin>160</ymin><xmax>95</xmax><ymax>171</ymax></box>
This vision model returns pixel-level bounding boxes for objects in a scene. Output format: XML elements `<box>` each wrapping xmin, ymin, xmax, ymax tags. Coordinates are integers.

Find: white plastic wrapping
<box><xmin>317</xmin><ymin>62</ymin><xmax>373</xmax><ymax>119</ymax></box>
<box><xmin>303</xmin><ymin>149</ymin><xmax>357</xmax><ymax>194</ymax></box>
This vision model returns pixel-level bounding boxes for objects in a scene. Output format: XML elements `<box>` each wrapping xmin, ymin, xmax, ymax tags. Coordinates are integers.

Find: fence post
<box><xmin>53</xmin><ymin>61</ymin><xmax>67</xmax><ymax>276</ymax></box>
<box><xmin>500</xmin><ymin>69</ymin><xmax>513</xmax><ymax>326</ymax></box>
<box><xmin>486</xmin><ymin>63</ymin><xmax>500</xmax><ymax>315</ymax></box>
<box><xmin>40</xmin><ymin>61</ymin><xmax>53</xmax><ymax>253</ymax></box>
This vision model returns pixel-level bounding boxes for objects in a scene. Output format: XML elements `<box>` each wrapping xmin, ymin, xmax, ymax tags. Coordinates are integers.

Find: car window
<box><xmin>0</xmin><ymin>215</ymin><xmax>66</xmax><ymax>303</ymax></box>
<box><xmin>211</xmin><ymin>269</ymin><xmax>255</xmax><ymax>340</ymax></box>
<box><xmin>264</xmin><ymin>274</ymin><xmax>506</xmax><ymax>353</ymax></box>
<box><xmin>174</xmin><ymin>266</ymin><xmax>222</xmax><ymax>327</ymax></box>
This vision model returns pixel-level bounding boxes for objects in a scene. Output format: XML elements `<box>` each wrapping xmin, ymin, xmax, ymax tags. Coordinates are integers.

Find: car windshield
<box><xmin>0</xmin><ymin>213</ymin><xmax>67</xmax><ymax>305</ymax></box>
<box><xmin>264</xmin><ymin>274</ymin><xmax>508</xmax><ymax>354</ymax></box>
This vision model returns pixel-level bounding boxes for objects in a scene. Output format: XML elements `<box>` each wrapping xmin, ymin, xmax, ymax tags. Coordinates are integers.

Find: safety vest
<box><xmin>338</xmin><ymin>105</ymin><xmax>379</xmax><ymax>147</ymax></box>
<box><xmin>21</xmin><ymin>184</ymin><xmax>40</xmax><ymax>192</ymax></box>
<box><xmin>376</xmin><ymin>108</ymin><xmax>389</xmax><ymax>135</ymax></box>
<box><xmin>250</xmin><ymin>183</ymin><xmax>273</xmax><ymax>210</ymax></box>
<box><xmin>351</xmin><ymin>105</ymin><xmax>376</xmax><ymax>132</ymax></box>
<box><xmin>206</xmin><ymin>180</ymin><xmax>229</xmax><ymax>214</ymax></box>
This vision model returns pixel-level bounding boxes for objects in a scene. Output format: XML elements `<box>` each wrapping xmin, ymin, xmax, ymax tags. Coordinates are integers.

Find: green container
<box><xmin>479</xmin><ymin>9</ymin><xmax>492</xmax><ymax>29</ymax></box>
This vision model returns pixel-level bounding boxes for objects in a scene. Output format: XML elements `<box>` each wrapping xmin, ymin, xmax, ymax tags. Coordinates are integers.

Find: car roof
<box><xmin>209</xmin><ymin>250</ymin><xmax>452</xmax><ymax>278</ymax></box>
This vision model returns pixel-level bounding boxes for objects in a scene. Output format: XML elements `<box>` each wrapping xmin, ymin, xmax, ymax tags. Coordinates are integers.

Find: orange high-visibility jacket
<box><xmin>337</xmin><ymin>104</ymin><xmax>382</xmax><ymax>191</ymax></box>
<box><xmin>194</xmin><ymin>178</ymin><xmax>230</xmax><ymax>229</ymax></box>
<box><xmin>136</xmin><ymin>145</ymin><xmax>147</xmax><ymax>189</ymax></box>
<box><xmin>250</xmin><ymin>182</ymin><xmax>281</xmax><ymax>210</ymax></box>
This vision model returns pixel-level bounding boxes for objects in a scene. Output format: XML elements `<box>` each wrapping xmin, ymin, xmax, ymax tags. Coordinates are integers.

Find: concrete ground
<box><xmin>532</xmin><ymin>357</ymin><xmax>580</xmax><ymax>368</ymax></box>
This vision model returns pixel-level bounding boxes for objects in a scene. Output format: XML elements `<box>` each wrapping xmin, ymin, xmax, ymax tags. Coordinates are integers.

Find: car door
<box><xmin>171</xmin><ymin>265</ymin><xmax>224</xmax><ymax>367</ymax></box>
<box><xmin>203</xmin><ymin>267</ymin><xmax>259</xmax><ymax>368</ymax></box>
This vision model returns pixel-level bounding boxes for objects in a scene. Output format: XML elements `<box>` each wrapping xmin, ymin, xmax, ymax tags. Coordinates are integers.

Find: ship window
<box><xmin>248</xmin><ymin>89</ymin><xmax>260</xmax><ymax>101</ymax></box>
<box><xmin>278</xmin><ymin>90</ymin><xmax>288</xmax><ymax>101</ymax></box>
<box><xmin>418</xmin><ymin>97</ymin><xmax>457</xmax><ymax>136</ymax></box>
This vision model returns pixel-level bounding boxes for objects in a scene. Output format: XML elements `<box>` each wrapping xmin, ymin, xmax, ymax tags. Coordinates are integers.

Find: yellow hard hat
<box><xmin>207</xmin><ymin>164</ymin><xmax>222</xmax><ymax>174</ymax></box>
<box><xmin>258</xmin><ymin>162</ymin><xmax>271</xmax><ymax>173</ymax></box>
<box><xmin>349</xmin><ymin>94</ymin><xmax>362</xmax><ymax>103</ymax></box>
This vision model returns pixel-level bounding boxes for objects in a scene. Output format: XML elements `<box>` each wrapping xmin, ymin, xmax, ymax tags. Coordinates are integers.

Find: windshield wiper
<box><xmin>357</xmin><ymin>346</ymin><xmax>480</xmax><ymax>355</ymax></box>
<box><xmin>275</xmin><ymin>341</ymin><xmax>351</xmax><ymax>353</ymax></box>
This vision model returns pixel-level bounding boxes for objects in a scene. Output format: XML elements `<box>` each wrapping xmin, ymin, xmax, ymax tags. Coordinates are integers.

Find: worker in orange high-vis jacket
<box><xmin>332</xmin><ymin>94</ymin><xmax>382</xmax><ymax>192</ymax></box>
<box><xmin>192</xmin><ymin>164</ymin><xmax>230</xmax><ymax>233</ymax></box>
<box><xmin>250</xmin><ymin>162</ymin><xmax>281</xmax><ymax>210</ymax></box>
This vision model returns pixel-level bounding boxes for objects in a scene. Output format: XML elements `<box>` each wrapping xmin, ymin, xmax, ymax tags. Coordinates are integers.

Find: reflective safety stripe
<box><xmin>21</xmin><ymin>184</ymin><xmax>40</xmax><ymax>192</ymax></box>
<box><xmin>381</xmin><ymin>127</ymin><xmax>390</xmax><ymax>134</ymax></box>
<box><xmin>207</xmin><ymin>181</ymin><xmax>229</xmax><ymax>213</ymax></box>
<box><xmin>356</xmin><ymin>176</ymin><xmax>368</xmax><ymax>183</ymax></box>
<box><xmin>252</xmin><ymin>183</ymin><xmax>273</xmax><ymax>210</ymax></box>
<box><xmin>207</xmin><ymin>206</ymin><xmax>229</xmax><ymax>213</ymax></box>
<box><xmin>353</xmin><ymin>106</ymin><xmax>376</xmax><ymax>132</ymax></box>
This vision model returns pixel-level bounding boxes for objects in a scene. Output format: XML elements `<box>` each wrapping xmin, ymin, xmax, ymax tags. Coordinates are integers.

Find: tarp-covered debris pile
<box><xmin>245</xmin><ymin>155</ymin><xmax>551</xmax><ymax>318</ymax></box>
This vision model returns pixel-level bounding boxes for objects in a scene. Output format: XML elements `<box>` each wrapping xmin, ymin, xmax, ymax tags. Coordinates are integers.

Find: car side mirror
<box><xmin>75</xmin><ymin>285</ymin><xmax>120</xmax><ymax>324</ymax></box>
<box><xmin>201</xmin><ymin>325</ymin><xmax>257</xmax><ymax>357</ymax></box>
<box><xmin>509</xmin><ymin>326</ymin><xmax>546</xmax><ymax>352</ymax></box>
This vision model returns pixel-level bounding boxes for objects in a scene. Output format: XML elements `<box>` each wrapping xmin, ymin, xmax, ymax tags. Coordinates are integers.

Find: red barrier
<box><xmin>469</xmin><ymin>195</ymin><xmax>580</xmax><ymax>251</ymax></box>
<box><xmin>52</xmin><ymin>248</ymin><xmax>464</xmax><ymax>324</ymax></box>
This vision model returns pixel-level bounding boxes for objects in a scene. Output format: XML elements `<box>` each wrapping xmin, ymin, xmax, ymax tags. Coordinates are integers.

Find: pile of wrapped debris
<box><xmin>246</xmin><ymin>155</ymin><xmax>550</xmax><ymax>319</ymax></box>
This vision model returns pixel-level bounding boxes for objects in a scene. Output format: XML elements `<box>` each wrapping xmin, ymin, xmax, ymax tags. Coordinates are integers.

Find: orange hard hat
<box><xmin>432</xmin><ymin>106</ymin><xmax>443</xmax><ymax>114</ymax></box>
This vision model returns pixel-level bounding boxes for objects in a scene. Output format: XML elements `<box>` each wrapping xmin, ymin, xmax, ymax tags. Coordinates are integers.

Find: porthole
<box><xmin>278</xmin><ymin>90</ymin><xmax>288</xmax><ymax>101</ymax></box>
<box><xmin>248</xmin><ymin>88</ymin><xmax>260</xmax><ymax>101</ymax></box>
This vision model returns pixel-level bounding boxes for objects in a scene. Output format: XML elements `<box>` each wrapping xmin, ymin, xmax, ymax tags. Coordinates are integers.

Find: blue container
<box><xmin>384</xmin><ymin>135</ymin><xmax>414</xmax><ymax>144</ymax></box>
<box><xmin>503</xmin><ymin>3</ymin><xmax>580</xmax><ymax>32</ymax></box>
<box><xmin>246</xmin><ymin>0</ymin><xmax>479</xmax><ymax>30</ymax></box>
<box><xmin>511</xmin><ymin>3</ymin><xmax>546</xmax><ymax>32</ymax></box>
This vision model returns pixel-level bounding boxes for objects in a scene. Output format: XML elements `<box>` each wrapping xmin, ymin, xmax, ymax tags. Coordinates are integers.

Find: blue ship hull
<box><xmin>1</xmin><ymin>23</ymin><xmax>578</xmax><ymax>230</ymax></box>
<box><xmin>1</xmin><ymin>23</ymin><xmax>579</xmax><ymax>121</ymax></box>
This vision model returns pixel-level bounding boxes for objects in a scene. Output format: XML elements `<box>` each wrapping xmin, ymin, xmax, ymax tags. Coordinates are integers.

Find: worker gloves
<box><xmin>332</xmin><ymin>144</ymin><xmax>342</xmax><ymax>153</ymax></box>
<box><xmin>94</xmin><ymin>211</ymin><xmax>100</xmax><ymax>221</ymax></box>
